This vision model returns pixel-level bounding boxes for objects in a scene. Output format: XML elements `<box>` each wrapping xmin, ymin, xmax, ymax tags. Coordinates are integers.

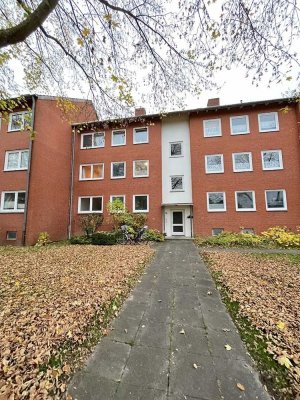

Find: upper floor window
<box><xmin>8</xmin><ymin>111</ymin><xmax>32</xmax><ymax>132</ymax></box>
<box><xmin>207</xmin><ymin>192</ymin><xmax>226</xmax><ymax>212</ymax></box>
<box><xmin>265</xmin><ymin>190</ymin><xmax>287</xmax><ymax>211</ymax></box>
<box><xmin>203</xmin><ymin>119</ymin><xmax>222</xmax><ymax>137</ymax></box>
<box><xmin>170</xmin><ymin>176</ymin><xmax>184</xmax><ymax>191</ymax></box>
<box><xmin>261</xmin><ymin>150</ymin><xmax>283</xmax><ymax>170</ymax></box>
<box><xmin>230</xmin><ymin>116</ymin><xmax>249</xmax><ymax>135</ymax></box>
<box><xmin>133</xmin><ymin>194</ymin><xmax>149</xmax><ymax>213</ymax></box>
<box><xmin>112</xmin><ymin>129</ymin><xmax>126</xmax><ymax>146</ymax></box>
<box><xmin>235</xmin><ymin>191</ymin><xmax>256</xmax><ymax>212</ymax></box>
<box><xmin>4</xmin><ymin>150</ymin><xmax>29</xmax><ymax>171</ymax></box>
<box><xmin>111</xmin><ymin>161</ymin><xmax>126</xmax><ymax>179</ymax></box>
<box><xmin>133</xmin><ymin>160</ymin><xmax>149</xmax><ymax>177</ymax></box>
<box><xmin>258</xmin><ymin>112</ymin><xmax>279</xmax><ymax>132</ymax></box>
<box><xmin>79</xmin><ymin>163</ymin><xmax>104</xmax><ymax>180</ymax></box>
<box><xmin>78</xmin><ymin>196</ymin><xmax>103</xmax><ymax>213</ymax></box>
<box><xmin>205</xmin><ymin>154</ymin><xmax>224</xmax><ymax>174</ymax></box>
<box><xmin>81</xmin><ymin>132</ymin><xmax>104</xmax><ymax>149</ymax></box>
<box><xmin>133</xmin><ymin>127</ymin><xmax>148</xmax><ymax>144</ymax></box>
<box><xmin>170</xmin><ymin>141</ymin><xmax>183</xmax><ymax>157</ymax></box>
<box><xmin>232</xmin><ymin>152</ymin><xmax>253</xmax><ymax>172</ymax></box>
<box><xmin>0</xmin><ymin>191</ymin><xmax>26</xmax><ymax>213</ymax></box>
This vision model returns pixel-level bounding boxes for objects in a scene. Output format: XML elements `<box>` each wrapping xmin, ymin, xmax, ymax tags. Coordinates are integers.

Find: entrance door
<box><xmin>172</xmin><ymin>210</ymin><xmax>184</xmax><ymax>235</ymax></box>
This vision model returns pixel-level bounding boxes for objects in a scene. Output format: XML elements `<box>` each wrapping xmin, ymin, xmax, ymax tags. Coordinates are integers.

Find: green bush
<box><xmin>91</xmin><ymin>231</ymin><xmax>122</xmax><ymax>245</ymax></box>
<box><xmin>261</xmin><ymin>226</ymin><xmax>300</xmax><ymax>248</ymax></box>
<box><xmin>143</xmin><ymin>229</ymin><xmax>165</xmax><ymax>242</ymax></box>
<box><xmin>70</xmin><ymin>235</ymin><xmax>92</xmax><ymax>245</ymax></box>
<box><xmin>79</xmin><ymin>213</ymin><xmax>104</xmax><ymax>237</ymax></box>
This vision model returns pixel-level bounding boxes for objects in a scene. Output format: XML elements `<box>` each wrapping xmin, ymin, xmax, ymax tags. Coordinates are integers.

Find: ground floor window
<box><xmin>133</xmin><ymin>195</ymin><xmax>149</xmax><ymax>212</ymax></box>
<box><xmin>0</xmin><ymin>191</ymin><xmax>26</xmax><ymax>212</ymax></box>
<box><xmin>212</xmin><ymin>228</ymin><xmax>224</xmax><ymax>236</ymax></box>
<box><xmin>78</xmin><ymin>196</ymin><xmax>103</xmax><ymax>213</ymax></box>
<box><xmin>6</xmin><ymin>231</ymin><xmax>17</xmax><ymax>240</ymax></box>
<box><xmin>265</xmin><ymin>190</ymin><xmax>287</xmax><ymax>211</ymax></box>
<box><xmin>235</xmin><ymin>191</ymin><xmax>256</xmax><ymax>211</ymax></box>
<box><xmin>207</xmin><ymin>192</ymin><xmax>226</xmax><ymax>212</ymax></box>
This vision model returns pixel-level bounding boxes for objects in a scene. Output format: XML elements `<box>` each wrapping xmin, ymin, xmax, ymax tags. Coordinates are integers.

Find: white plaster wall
<box><xmin>161</xmin><ymin>115</ymin><xmax>193</xmax><ymax>205</ymax></box>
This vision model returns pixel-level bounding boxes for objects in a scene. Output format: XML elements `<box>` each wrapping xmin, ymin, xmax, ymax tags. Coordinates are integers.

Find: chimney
<box><xmin>135</xmin><ymin>107</ymin><xmax>146</xmax><ymax>117</ymax></box>
<box><xmin>207</xmin><ymin>98</ymin><xmax>220</xmax><ymax>107</ymax></box>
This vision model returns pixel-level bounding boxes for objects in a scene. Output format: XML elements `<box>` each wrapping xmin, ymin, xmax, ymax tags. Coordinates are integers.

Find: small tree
<box><xmin>79</xmin><ymin>213</ymin><xmax>104</xmax><ymax>237</ymax></box>
<box><xmin>106</xmin><ymin>200</ymin><xmax>147</xmax><ymax>233</ymax></box>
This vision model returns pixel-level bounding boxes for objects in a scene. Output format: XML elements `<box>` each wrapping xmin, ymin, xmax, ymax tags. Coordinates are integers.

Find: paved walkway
<box><xmin>69</xmin><ymin>241</ymin><xmax>271</xmax><ymax>400</ymax></box>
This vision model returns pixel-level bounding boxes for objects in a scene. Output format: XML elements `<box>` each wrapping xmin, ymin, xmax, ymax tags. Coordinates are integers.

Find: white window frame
<box><xmin>111</xmin><ymin>129</ymin><xmax>126</xmax><ymax>146</ymax></box>
<box><xmin>4</xmin><ymin>150</ymin><xmax>29</xmax><ymax>171</ymax></box>
<box><xmin>203</xmin><ymin>118</ymin><xmax>222</xmax><ymax>137</ymax></box>
<box><xmin>205</xmin><ymin>154</ymin><xmax>224</xmax><ymax>174</ymax></box>
<box><xmin>169</xmin><ymin>141</ymin><xmax>183</xmax><ymax>157</ymax></box>
<box><xmin>261</xmin><ymin>150</ymin><xmax>283</xmax><ymax>171</ymax></box>
<box><xmin>110</xmin><ymin>195</ymin><xmax>126</xmax><ymax>212</ymax></box>
<box><xmin>170</xmin><ymin>175</ymin><xmax>184</xmax><ymax>192</ymax></box>
<box><xmin>265</xmin><ymin>189</ymin><xmax>287</xmax><ymax>211</ymax></box>
<box><xmin>6</xmin><ymin>231</ymin><xmax>17</xmax><ymax>240</ymax></box>
<box><xmin>230</xmin><ymin>115</ymin><xmax>250</xmax><ymax>135</ymax></box>
<box><xmin>133</xmin><ymin>160</ymin><xmax>149</xmax><ymax>178</ymax></box>
<box><xmin>235</xmin><ymin>191</ymin><xmax>256</xmax><ymax>212</ymax></box>
<box><xmin>81</xmin><ymin>132</ymin><xmax>105</xmax><ymax>149</ymax></box>
<box><xmin>111</xmin><ymin>161</ymin><xmax>126</xmax><ymax>179</ymax></box>
<box><xmin>232</xmin><ymin>152</ymin><xmax>253</xmax><ymax>173</ymax></box>
<box><xmin>258</xmin><ymin>112</ymin><xmax>279</xmax><ymax>133</ymax></box>
<box><xmin>79</xmin><ymin>163</ymin><xmax>104</xmax><ymax>181</ymax></box>
<box><xmin>0</xmin><ymin>191</ymin><xmax>26</xmax><ymax>213</ymax></box>
<box><xmin>207</xmin><ymin>192</ymin><xmax>227</xmax><ymax>212</ymax></box>
<box><xmin>133</xmin><ymin>127</ymin><xmax>149</xmax><ymax>144</ymax></box>
<box><xmin>78</xmin><ymin>196</ymin><xmax>103</xmax><ymax>214</ymax></box>
<box><xmin>8</xmin><ymin>111</ymin><xmax>32</xmax><ymax>132</ymax></box>
<box><xmin>133</xmin><ymin>194</ymin><xmax>149</xmax><ymax>213</ymax></box>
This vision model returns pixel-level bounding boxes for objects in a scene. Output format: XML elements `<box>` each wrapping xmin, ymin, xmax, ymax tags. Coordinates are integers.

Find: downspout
<box><xmin>190</xmin><ymin>205</ymin><xmax>193</xmax><ymax>238</ymax></box>
<box><xmin>68</xmin><ymin>128</ymin><xmax>76</xmax><ymax>239</ymax></box>
<box><xmin>22</xmin><ymin>95</ymin><xmax>36</xmax><ymax>246</ymax></box>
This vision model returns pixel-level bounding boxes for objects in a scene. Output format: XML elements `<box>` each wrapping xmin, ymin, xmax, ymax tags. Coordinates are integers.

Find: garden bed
<box><xmin>0</xmin><ymin>244</ymin><xmax>154</xmax><ymax>399</ymax></box>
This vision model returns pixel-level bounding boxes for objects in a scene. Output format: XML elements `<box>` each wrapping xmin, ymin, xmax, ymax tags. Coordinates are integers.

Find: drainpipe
<box><xmin>68</xmin><ymin>128</ymin><xmax>76</xmax><ymax>239</ymax></box>
<box><xmin>190</xmin><ymin>205</ymin><xmax>193</xmax><ymax>238</ymax></box>
<box><xmin>22</xmin><ymin>95</ymin><xmax>36</xmax><ymax>246</ymax></box>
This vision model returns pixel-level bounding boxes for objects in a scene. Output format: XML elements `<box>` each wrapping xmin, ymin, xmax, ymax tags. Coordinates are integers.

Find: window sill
<box><xmin>133</xmin><ymin>141</ymin><xmax>149</xmax><ymax>145</ymax></box>
<box><xmin>7</xmin><ymin>129</ymin><xmax>23</xmax><ymax>133</ymax></box>
<box><xmin>259</xmin><ymin>129</ymin><xmax>279</xmax><ymax>133</ymax></box>
<box><xmin>111</xmin><ymin>143</ymin><xmax>126</xmax><ymax>147</ymax></box>
<box><xmin>133</xmin><ymin>210</ymin><xmax>149</xmax><ymax>213</ymax></box>
<box><xmin>203</xmin><ymin>134</ymin><xmax>222</xmax><ymax>138</ymax></box>
<box><xmin>262</xmin><ymin>167</ymin><xmax>283</xmax><ymax>171</ymax></box>
<box><xmin>266</xmin><ymin>208</ymin><xmax>287</xmax><ymax>212</ymax></box>
<box><xmin>230</xmin><ymin>131</ymin><xmax>250</xmax><ymax>135</ymax></box>
<box><xmin>79</xmin><ymin>178</ymin><xmax>104</xmax><ymax>181</ymax></box>
<box><xmin>170</xmin><ymin>155</ymin><xmax>184</xmax><ymax>158</ymax></box>
<box><xmin>111</xmin><ymin>176</ymin><xmax>126</xmax><ymax>179</ymax></box>
<box><xmin>207</xmin><ymin>209</ymin><xmax>226</xmax><ymax>212</ymax></box>
<box><xmin>0</xmin><ymin>210</ymin><xmax>25</xmax><ymax>213</ymax></box>
<box><xmin>236</xmin><ymin>209</ymin><xmax>256</xmax><ymax>212</ymax></box>
<box><xmin>233</xmin><ymin>169</ymin><xmax>253</xmax><ymax>173</ymax></box>
<box><xmin>133</xmin><ymin>175</ymin><xmax>149</xmax><ymax>178</ymax></box>
<box><xmin>80</xmin><ymin>146</ymin><xmax>105</xmax><ymax>150</ymax></box>
<box><xmin>3</xmin><ymin>168</ymin><xmax>28</xmax><ymax>172</ymax></box>
<box><xmin>78</xmin><ymin>211</ymin><xmax>103</xmax><ymax>214</ymax></box>
<box><xmin>205</xmin><ymin>171</ymin><xmax>224</xmax><ymax>174</ymax></box>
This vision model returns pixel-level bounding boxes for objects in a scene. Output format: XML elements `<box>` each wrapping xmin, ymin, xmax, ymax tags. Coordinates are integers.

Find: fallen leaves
<box><xmin>193</xmin><ymin>363</ymin><xmax>198</xmax><ymax>369</ymax></box>
<box><xmin>237</xmin><ymin>383</ymin><xmax>245</xmax><ymax>391</ymax></box>
<box><xmin>224</xmin><ymin>344</ymin><xmax>232</xmax><ymax>351</ymax></box>
<box><xmin>204</xmin><ymin>251</ymin><xmax>300</xmax><ymax>396</ymax></box>
<box><xmin>0</xmin><ymin>244</ymin><xmax>153</xmax><ymax>399</ymax></box>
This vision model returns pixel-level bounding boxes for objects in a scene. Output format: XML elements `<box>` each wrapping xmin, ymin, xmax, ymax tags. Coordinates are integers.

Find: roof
<box><xmin>72</xmin><ymin>96</ymin><xmax>297</xmax><ymax>128</ymax></box>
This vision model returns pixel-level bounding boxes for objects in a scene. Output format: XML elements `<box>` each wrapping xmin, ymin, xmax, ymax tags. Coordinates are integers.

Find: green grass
<box><xmin>209</xmin><ymin>268</ymin><xmax>294</xmax><ymax>400</ymax></box>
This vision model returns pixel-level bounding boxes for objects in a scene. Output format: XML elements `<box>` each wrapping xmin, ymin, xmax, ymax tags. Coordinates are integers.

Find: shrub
<box><xmin>91</xmin><ymin>231</ymin><xmax>122</xmax><ymax>245</ymax></box>
<box><xmin>70</xmin><ymin>235</ymin><xmax>92</xmax><ymax>245</ymax></box>
<box><xmin>143</xmin><ymin>229</ymin><xmax>165</xmax><ymax>242</ymax></box>
<box><xmin>79</xmin><ymin>214</ymin><xmax>104</xmax><ymax>237</ymax></box>
<box><xmin>35</xmin><ymin>232</ymin><xmax>50</xmax><ymax>246</ymax></box>
<box><xmin>261</xmin><ymin>226</ymin><xmax>300</xmax><ymax>248</ymax></box>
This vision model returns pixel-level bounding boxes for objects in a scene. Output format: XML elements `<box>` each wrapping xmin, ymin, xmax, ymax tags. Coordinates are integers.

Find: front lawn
<box><xmin>203</xmin><ymin>251</ymin><xmax>300</xmax><ymax>399</ymax></box>
<box><xmin>0</xmin><ymin>244</ymin><xmax>154</xmax><ymax>399</ymax></box>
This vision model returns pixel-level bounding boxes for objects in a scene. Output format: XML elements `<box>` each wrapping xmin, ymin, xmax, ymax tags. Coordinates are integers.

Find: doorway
<box><xmin>171</xmin><ymin>210</ymin><xmax>184</xmax><ymax>235</ymax></box>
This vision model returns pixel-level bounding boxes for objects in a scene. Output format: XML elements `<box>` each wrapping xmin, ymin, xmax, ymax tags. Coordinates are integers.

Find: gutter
<box><xmin>22</xmin><ymin>95</ymin><xmax>37</xmax><ymax>246</ymax></box>
<box><xmin>68</xmin><ymin>128</ymin><xmax>76</xmax><ymax>239</ymax></box>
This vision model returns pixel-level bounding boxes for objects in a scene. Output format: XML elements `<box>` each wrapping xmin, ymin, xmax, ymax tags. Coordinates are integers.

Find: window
<box><xmin>111</xmin><ymin>162</ymin><xmax>125</xmax><ymax>179</ymax></box>
<box><xmin>203</xmin><ymin>119</ymin><xmax>222</xmax><ymax>137</ymax></box>
<box><xmin>79</xmin><ymin>163</ymin><xmax>104</xmax><ymax>180</ymax></box>
<box><xmin>241</xmin><ymin>228</ymin><xmax>255</xmax><ymax>234</ymax></box>
<box><xmin>258</xmin><ymin>112</ymin><xmax>279</xmax><ymax>132</ymax></box>
<box><xmin>207</xmin><ymin>192</ymin><xmax>226</xmax><ymax>212</ymax></box>
<box><xmin>235</xmin><ymin>191</ymin><xmax>256</xmax><ymax>211</ymax></box>
<box><xmin>78</xmin><ymin>196</ymin><xmax>103</xmax><ymax>213</ymax></box>
<box><xmin>4</xmin><ymin>150</ymin><xmax>29</xmax><ymax>171</ymax></box>
<box><xmin>265</xmin><ymin>190</ymin><xmax>287</xmax><ymax>211</ymax></box>
<box><xmin>170</xmin><ymin>176</ymin><xmax>184</xmax><ymax>191</ymax></box>
<box><xmin>110</xmin><ymin>195</ymin><xmax>125</xmax><ymax>212</ymax></box>
<box><xmin>81</xmin><ymin>132</ymin><xmax>105</xmax><ymax>149</ymax></box>
<box><xmin>170</xmin><ymin>142</ymin><xmax>183</xmax><ymax>157</ymax></box>
<box><xmin>112</xmin><ymin>129</ymin><xmax>126</xmax><ymax>146</ymax></box>
<box><xmin>205</xmin><ymin>154</ymin><xmax>224</xmax><ymax>174</ymax></box>
<box><xmin>230</xmin><ymin>116</ymin><xmax>249</xmax><ymax>135</ymax></box>
<box><xmin>212</xmin><ymin>228</ymin><xmax>224</xmax><ymax>236</ymax></box>
<box><xmin>133</xmin><ymin>160</ymin><xmax>149</xmax><ymax>177</ymax></box>
<box><xmin>8</xmin><ymin>111</ymin><xmax>32</xmax><ymax>132</ymax></box>
<box><xmin>6</xmin><ymin>231</ymin><xmax>17</xmax><ymax>240</ymax></box>
<box><xmin>261</xmin><ymin>150</ymin><xmax>283</xmax><ymax>170</ymax></box>
<box><xmin>232</xmin><ymin>152</ymin><xmax>253</xmax><ymax>172</ymax></box>
<box><xmin>0</xmin><ymin>191</ymin><xmax>26</xmax><ymax>212</ymax></box>
<box><xmin>133</xmin><ymin>195</ymin><xmax>149</xmax><ymax>212</ymax></box>
<box><xmin>133</xmin><ymin>127</ymin><xmax>148</xmax><ymax>144</ymax></box>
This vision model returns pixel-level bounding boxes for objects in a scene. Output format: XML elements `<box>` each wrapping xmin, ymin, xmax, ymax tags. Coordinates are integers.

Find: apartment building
<box><xmin>1</xmin><ymin>96</ymin><xmax>299</xmax><ymax>245</ymax></box>
<box><xmin>0</xmin><ymin>95</ymin><xmax>96</xmax><ymax>245</ymax></box>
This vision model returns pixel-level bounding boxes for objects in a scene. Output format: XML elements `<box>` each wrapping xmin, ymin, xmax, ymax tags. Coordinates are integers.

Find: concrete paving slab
<box><xmin>115</xmin><ymin>384</ymin><xmax>167</xmax><ymax>400</ymax></box>
<box><xmin>69</xmin><ymin>374</ymin><xmax>118</xmax><ymax>400</ymax></box>
<box><xmin>135</xmin><ymin>320</ymin><xmax>171</xmax><ymax>349</ymax></box>
<box><xmin>171</xmin><ymin>324</ymin><xmax>210</xmax><ymax>356</ymax></box>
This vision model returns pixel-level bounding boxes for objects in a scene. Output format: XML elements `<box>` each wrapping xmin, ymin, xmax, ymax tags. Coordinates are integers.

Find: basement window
<box><xmin>6</xmin><ymin>231</ymin><xmax>17</xmax><ymax>240</ymax></box>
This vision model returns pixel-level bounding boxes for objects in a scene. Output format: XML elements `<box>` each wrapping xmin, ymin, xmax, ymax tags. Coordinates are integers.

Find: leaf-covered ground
<box><xmin>0</xmin><ymin>244</ymin><xmax>154</xmax><ymax>399</ymax></box>
<box><xmin>203</xmin><ymin>251</ymin><xmax>300</xmax><ymax>398</ymax></box>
